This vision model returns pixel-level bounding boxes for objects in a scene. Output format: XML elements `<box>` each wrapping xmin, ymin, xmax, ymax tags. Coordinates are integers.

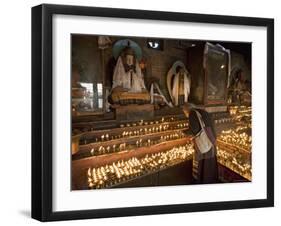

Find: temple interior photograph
<box><xmin>71</xmin><ymin>34</ymin><xmax>252</xmax><ymax>190</ymax></box>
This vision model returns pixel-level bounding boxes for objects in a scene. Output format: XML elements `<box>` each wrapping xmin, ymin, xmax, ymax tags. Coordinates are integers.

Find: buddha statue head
<box><xmin>122</xmin><ymin>44</ymin><xmax>136</xmax><ymax>66</ymax></box>
<box><xmin>176</xmin><ymin>66</ymin><xmax>185</xmax><ymax>76</ymax></box>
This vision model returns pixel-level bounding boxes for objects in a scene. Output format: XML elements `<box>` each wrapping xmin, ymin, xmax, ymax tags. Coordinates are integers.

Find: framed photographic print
<box><xmin>32</xmin><ymin>4</ymin><xmax>274</xmax><ymax>221</ymax></box>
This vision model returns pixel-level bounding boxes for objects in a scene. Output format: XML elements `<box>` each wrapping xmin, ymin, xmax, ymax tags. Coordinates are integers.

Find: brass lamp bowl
<box><xmin>72</xmin><ymin>134</ymin><xmax>82</xmax><ymax>155</ymax></box>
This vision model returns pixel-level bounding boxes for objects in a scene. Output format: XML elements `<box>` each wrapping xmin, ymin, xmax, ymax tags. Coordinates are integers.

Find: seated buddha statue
<box><xmin>109</xmin><ymin>45</ymin><xmax>150</xmax><ymax>105</ymax></box>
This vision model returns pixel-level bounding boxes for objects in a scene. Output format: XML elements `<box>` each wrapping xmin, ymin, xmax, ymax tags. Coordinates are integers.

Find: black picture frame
<box><xmin>32</xmin><ymin>4</ymin><xmax>274</xmax><ymax>221</ymax></box>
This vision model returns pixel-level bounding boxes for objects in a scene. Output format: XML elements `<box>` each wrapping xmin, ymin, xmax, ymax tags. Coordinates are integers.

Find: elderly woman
<box><xmin>183</xmin><ymin>104</ymin><xmax>218</xmax><ymax>184</ymax></box>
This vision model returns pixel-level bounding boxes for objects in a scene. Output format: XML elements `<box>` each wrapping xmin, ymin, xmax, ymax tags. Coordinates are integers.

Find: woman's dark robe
<box><xmin>189</xmin><ymin>109</ymin><xmax>219</xmax><ymax>184</ymax></box>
